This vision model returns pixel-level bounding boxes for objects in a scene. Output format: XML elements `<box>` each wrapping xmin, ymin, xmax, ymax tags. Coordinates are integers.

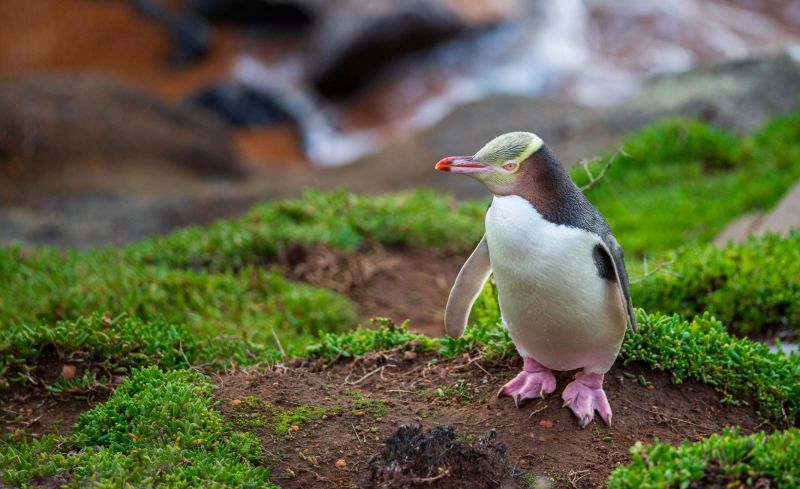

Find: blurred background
<box><xmin>1</xmin><ymin>0</ymin><xmax>800</xmax><ymax>248</ymax></box>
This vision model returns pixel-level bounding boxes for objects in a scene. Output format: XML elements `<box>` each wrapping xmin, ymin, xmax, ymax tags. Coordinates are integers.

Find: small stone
<box><xmin>539</xmin><ymin>419</ymin><xmax>553</xmax><ymax>429</ymax></box>
<box><xmin>335</xmin><ymin>459</ymin><xmax>347</xmax><ymax>469</ymax></box>
<box><xmin>230</xmin><ymin>399</ymin><xmax>242</xmax><ymax>406</ymax></box>
<box><xmin>61</xmin><ymin>365</ymin><xmax>77</xmax><ymax>380</ymax></box>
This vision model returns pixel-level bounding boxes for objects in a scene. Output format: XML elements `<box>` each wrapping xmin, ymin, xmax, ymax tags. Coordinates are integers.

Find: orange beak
<box><xmin>434</xmin><ymin>156</ymin><xmax>492</xmax><ymax>174</ymax></box>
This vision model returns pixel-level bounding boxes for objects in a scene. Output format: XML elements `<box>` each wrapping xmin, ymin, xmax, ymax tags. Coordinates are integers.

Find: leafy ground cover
<box><xmin>608</xmin><ymin>428</ymin><xmax>800</xmax><ymax>488</ymax></box>
<box><xmin>633</xmin><ymin>232</ymin><xmax>800</xmax><ymax>335</ymax></box>
<box><xmin>0</xmin><ymin>367</ymin><xmax>274</xmax><ymax>488</ymax></box>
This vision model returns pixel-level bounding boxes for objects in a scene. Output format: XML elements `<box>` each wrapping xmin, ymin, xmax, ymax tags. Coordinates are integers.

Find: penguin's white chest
<box><xmin>485</xmin><ymin>195</ymin><xmax>625</xmax><ymax>373</ymax></box>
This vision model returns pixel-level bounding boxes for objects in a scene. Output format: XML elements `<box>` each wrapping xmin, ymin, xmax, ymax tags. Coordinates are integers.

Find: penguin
<box><xmin>434</xmin><ymin>132</ymin><xmax>636</xmax><ymax>427</ymax></box>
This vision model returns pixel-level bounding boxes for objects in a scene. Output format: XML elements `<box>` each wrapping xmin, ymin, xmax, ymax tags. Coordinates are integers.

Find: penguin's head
<box><xmin>434</xmin><ymin>131</ymin><xmax>544</xmax><ymax>194</ymax></box>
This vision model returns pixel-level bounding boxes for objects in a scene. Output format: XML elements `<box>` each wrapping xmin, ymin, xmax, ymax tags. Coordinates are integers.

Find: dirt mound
<box><xmin>362</xmin><ymin>424</ymin><xmax>516</xmax><ymax>488</ymax></box>
<box><xmin>215</xmin><ymin>350</ymin><xmax>763</xmax><ymax>488</ymax></box>
<box><xmin>279</xmin><ymin>245</ymin><xmax>466</xmax><ymax>336</ymax></box>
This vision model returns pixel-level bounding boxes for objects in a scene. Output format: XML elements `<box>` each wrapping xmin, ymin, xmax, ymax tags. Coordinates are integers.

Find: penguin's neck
<box><xmin>507</xmin><ymin>146</ymin><xmax>589</xmax><ymax>228</ymax></box>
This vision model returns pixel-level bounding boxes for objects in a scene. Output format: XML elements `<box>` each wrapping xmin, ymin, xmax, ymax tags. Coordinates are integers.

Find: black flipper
<box><xmin>594</xmin><ymin>237</ymin><xmax>637</xmax><ymax>333</ymax></box>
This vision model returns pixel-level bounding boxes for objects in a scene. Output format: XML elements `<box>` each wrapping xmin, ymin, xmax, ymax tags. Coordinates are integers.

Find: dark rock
<box><xmin>0</xmin><ymin>75</ymin><xmax>243</xmax><ymax>179</ymax></box>
<box><xmin>332</xmin><ymin>54</ymin><xmax>800</xmax><ymax>199</ymax></box>
<box><xmin>622</xmin><ymin>54</ymin><xmax>800</xmax><ymax>134</ymax></box>
<box><xmin>189</xmin><ymin>0</ymin><xmax>316</xmax><ymax>28</ymax></box>
<box><xmin>308</xmin><ymin>0</ymin><xmax>465</xmax><ymax>99</ymax></box>
<box><xmin>127</xmin><ymin>0</ymin><xmax>212</xmax><ymax>66</ymax></box>
<box><xmin>185</xmin><ymin>80</ymin><xmax>296</xmax><ymax>127</ymax></box>
<box><xmin>361</xmin><ymin>424</ymin><xmax>518</xmax><ymax>489</ymax></box>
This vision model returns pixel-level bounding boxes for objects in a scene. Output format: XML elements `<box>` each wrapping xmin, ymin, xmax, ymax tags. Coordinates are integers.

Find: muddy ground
<box><xmin>215</xmin><ymin>350</ymin><xmax>764</xmax><ymax>489</ymax></box>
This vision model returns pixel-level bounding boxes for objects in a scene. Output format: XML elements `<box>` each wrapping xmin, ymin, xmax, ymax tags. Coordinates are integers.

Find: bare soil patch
<box><xmin>215</xmin><ymin>349</ymin><xmax>765</xmax><ymax>488</ymax></box>
<box><xmin>0</xmin><ymin>384</ymin><xmax>107</xmax><ymax>440</ymax></box>
<box><xmin>0</xmin><ymin>350</ymin><xmax>111</xmax><ymax>438</ymax></box>
<box><xmin>279</xmin><ymin>245</ymin><xmax>466</xmax><ymax>336</ymax></box>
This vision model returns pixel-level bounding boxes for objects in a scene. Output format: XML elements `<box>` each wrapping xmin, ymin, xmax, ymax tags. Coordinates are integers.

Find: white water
<box><xmin>233</xmin><ymin>0</ymin><xmax>800</xmax><ymax>166</ymax></box>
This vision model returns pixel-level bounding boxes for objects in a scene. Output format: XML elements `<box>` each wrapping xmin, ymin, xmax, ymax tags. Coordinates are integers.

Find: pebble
<box><xmin>61</xmin><ymin>364</ymin><xmax>77</xmax><ymax>380</ymax></box>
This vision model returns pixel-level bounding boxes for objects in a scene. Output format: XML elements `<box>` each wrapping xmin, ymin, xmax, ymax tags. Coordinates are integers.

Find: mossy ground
<box><xmin>2</xmin><ymin>112</ymin><xmax>800</xmax><ymax>487</ymax></box>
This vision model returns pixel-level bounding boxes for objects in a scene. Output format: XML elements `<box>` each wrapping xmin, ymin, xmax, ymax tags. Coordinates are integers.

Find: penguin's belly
<box><xmin>485</xmin><ymin>195</ymin><xmax>626</xmax><ymax>373</ymax></box>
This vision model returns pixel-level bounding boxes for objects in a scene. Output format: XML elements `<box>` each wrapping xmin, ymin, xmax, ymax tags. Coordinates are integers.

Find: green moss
<box><xmin>431</xmin><ymin>380</ymin><xmax>480</xmax><ymax>404</ymax></box>
<box><xmin>0</xmin><ymin>367</ymin><xmax>274</xmax><ymax>488</ymax></box>
<box><xmin>229</xmin><ymin>397</ymin><xmax>325</xmax><ymax>436</ymax></box>
<box><xmin>633</xmin><ymin>232</ymin><xmax>800</xmax><ymax>334</ymax></box>
<box><xmin>341</xmin><ymin>389</ymin><xmax>387</xmax><ymax>418</ymax></box>
<box><xmin>608</xmin><ymin>428</ymin><xmax>800</xmax><ymax>488</ymax></box>
<box><xmin>272</xmin><ymin>404</ymin><xmax>325</xmax><ymax>435</ymax></box>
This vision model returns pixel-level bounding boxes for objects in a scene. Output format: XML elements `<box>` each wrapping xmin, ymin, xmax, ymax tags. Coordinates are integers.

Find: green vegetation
<box><xmin>621</xmin><ymin>311</ymin><xmax>800</xmax><ymax>423</ymax></box>
<box><xmin>0</xmin><ymin>246</ymin><xmax>356</xmax><ymax>358</ymax></box>
<box><xmin>0</xmin><ymin>367</ymin><xmax>273</xmax><ymax>488</ymax></box>
<box><xmin>0</xmin><ymin>314</ymin><xmax>279</xmax><ymax>390</ymax></box>
<box><xmin>126</xmin><ymin>189</ymin><xmax>487</xmax><ymax>270</ymax></box>
<box><xmin>608</xmin><ymin>428</ymin><xmax>800</xmax><ymax>488</ymax></box>
<box><xmin>307</xmin><ymin>318</ymin><xmax>438</xmax><ymax>361</ymax></box>
<box><xmin>229</xmin><ymin>397</ymin><xmax>325</xmax><ymax>436</ymax></box>
<box><xmin>572</xmin><ymin>115</ymin><xmax>800</xmax><ymax>256</ymax></box>
<box><xmin>343</xmin><ymin>389</ymin><xmax>387</xmax><ymax>417</ymax></box>
<box><xmin>633</xmin><ymin>232</ymin><xmax>800</xmax><ymax>334</ymax></box>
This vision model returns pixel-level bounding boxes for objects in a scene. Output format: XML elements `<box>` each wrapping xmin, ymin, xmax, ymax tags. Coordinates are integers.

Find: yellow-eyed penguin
<box><xmin>434</xmin><ymin>132</ymin><xmax>636</xmax><ymax>427</ymax></box>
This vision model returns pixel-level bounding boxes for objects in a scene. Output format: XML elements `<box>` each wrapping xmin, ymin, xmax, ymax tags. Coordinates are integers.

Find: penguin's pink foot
<box><xmin>497</xmin><ymin>357</ymin><xmax>556</xmax><ymax>407</ymax></box>
<box><xmin>561</xmin><ymin>371</ymin><xmax>612</xmax><ymax>428</ymax></box>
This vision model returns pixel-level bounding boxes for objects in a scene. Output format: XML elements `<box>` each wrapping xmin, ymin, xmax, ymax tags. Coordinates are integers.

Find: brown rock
<box><xmin>0</xmin><ymin>75</ymin><xmax>243</xmax><ymax>180</ymax></box>
<box><xmin>307</xmin><ymin>0</ymin><xmax>466</xmax><ymax>99</ymax></box>
<box><xmin>716</xmin><ymin>182</ymin><xmax>800</xmax><ymax>245</ymax></box>
<box><xmin>61</xmin><ymin>364</ymin><xmax>77</xmax><ymax>380</ymax></box>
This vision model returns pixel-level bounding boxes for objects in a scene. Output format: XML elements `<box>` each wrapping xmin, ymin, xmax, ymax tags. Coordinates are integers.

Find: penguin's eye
<box><xmin>502</xmin><ymin>162</ymin><xmax>518</xmax><ymax>172</ymax></box>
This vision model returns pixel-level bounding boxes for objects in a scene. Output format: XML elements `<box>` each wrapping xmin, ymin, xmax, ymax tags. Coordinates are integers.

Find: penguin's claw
<box><xmin>561</xmin><ymin>372</ymin><xmax>612</xmax><ymax>428</ymax></box>
<box><xmin>497</xmin><ymin>360</ymin><xmax>556</xmax><ymax>408</ymax></box>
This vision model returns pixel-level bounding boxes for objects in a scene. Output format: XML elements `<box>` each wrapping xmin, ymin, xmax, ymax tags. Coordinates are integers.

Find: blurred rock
<box><xmin>623</xmin><ymin>55</ymin><xmax>800</xmax><ymax>134</ymax></box>
<box><xmin>190</xmin><ymin>0</ymin><xmax>317</xmax><ymax>28</ymax></box>
<box><xmin>716</xmin><ymin>182</ymin><xmax>800</xmax><ymax>245</ymax></box>
<box><xmin>128</xmin><ymin>0</ymin><xmax>212</xmax><ymax>66</ymax></box>
<box><xmin>4</xmin><ymin>54</ymin><xmax>800</xmax><ymax>249</ymax></box>
<box><xmin>318</xmin><ymin>54</ymin><xmax>800</xmax><ymax>199</ymax></box>
<box><xmin>308</xmin><ymin>0</ymin><xmax>466</xmax><ymax>99</ymax></box>
<box><xmin>0</xmin><ymin>75</ymin><xmax>243</xmax><ymax>180</ymax></box>
<box><xmin>185</xmin><ymin>80</ymin><xmax>296</xmax><ymax>127</ymax></box>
